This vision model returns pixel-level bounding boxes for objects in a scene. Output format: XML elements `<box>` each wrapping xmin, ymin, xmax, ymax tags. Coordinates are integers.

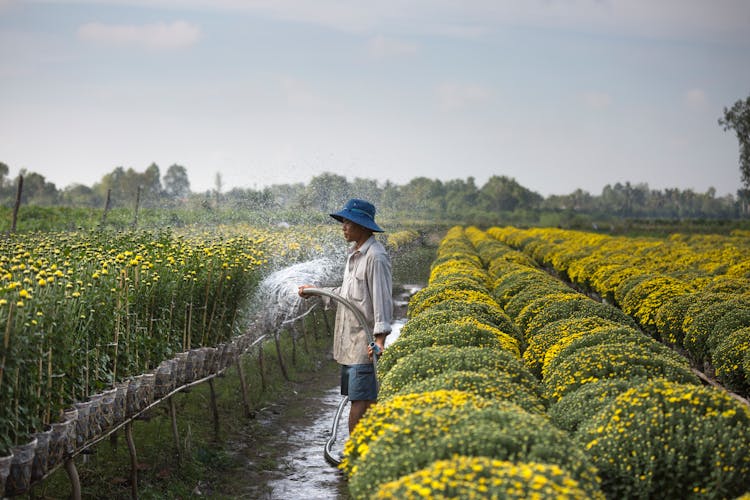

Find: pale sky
<box><xmin>1</xmin><ymin>0</ymin><xmax>749</xmax><ymax>197</ymax></box>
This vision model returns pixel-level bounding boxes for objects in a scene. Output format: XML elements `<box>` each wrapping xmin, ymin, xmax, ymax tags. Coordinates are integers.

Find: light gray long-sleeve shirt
<box><xmin>329</xmin><ymin>235</ymin><xmax>393</xmax><ymax>365</ymax></box>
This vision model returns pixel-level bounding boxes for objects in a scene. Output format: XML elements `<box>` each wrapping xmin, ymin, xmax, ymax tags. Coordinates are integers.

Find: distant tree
<box><xmin>479</xmin><ymin>175</ymin><xmax>542</xmax><ymax>212</ymax></box>
<box><xmin>163</xmin><ymin>164</ymin><xmax>191</xmax><ymax>199</ymax></box>
<box><xmin>61</xmin><ymin>183</ymin><xmax>101</xmax><ymax>207</ymax></box>
<box><xmin>17</xmin><ymin>169</ymin><xmax>58</xmax><ymax>205</ymax></box>
<box><xmin>304</xmin><ymin>172</ymin><xmax>350</xmax><ymax>212</ymax></box>
<box><xmin>141</xmin><ymin>163</ymin><xmax>162</xmax><ymax>205</ymax></box>
<box><xmin>719</xmin><ymin>95</ymin><xmax>750</xmax><ymax>214</ymax></box>
<box><xmin>397</xmin><ymin>177</ymin><xmax>445</xmax><ymax>217</ymax></box>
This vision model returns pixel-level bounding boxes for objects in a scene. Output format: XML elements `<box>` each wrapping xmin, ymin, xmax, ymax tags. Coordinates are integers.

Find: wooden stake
<box><xmin>125</xmin><ymin>422</ymin><xmax>138</xmax><ymax>499</ymax></box>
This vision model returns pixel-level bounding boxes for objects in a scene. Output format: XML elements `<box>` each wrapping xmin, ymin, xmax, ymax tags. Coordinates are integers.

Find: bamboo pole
<box><xmin>10</xmin><ymin>174</ymin><xmax>23</xmax><ymax>233</ymax></box>
<box><xmin>0</xmin><ymin>302</ymin><xmax>14</xmax><ymax>394</ymax></box>
<box><xmin>235</xmin><ymin>354</ymin><xmax>251</xmax><ymax>418</ymax></box>
<box><xmin>208</xmin><ymin>378</ymin><xmax>219</xmax><ymax>438</ymax></box>
<box><xmin>168</xmin><ymin>397</ymin><xmax>181</xmax><ymax>463</ymax></box>
<box><xmin>64</xmin><ymin>458</ymin><xmax>82</xmax><ymax>500</ymax></box>
<box><xmin>125</xmin><ymin>422</ymin><xmax>138</xmax><ymax>499</ymax></box>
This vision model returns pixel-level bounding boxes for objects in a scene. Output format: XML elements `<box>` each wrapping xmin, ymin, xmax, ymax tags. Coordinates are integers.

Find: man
<box><xmin>299</xmin><ymin>198</ymin><xmax>393</xmax><ymax>432</ymax></box>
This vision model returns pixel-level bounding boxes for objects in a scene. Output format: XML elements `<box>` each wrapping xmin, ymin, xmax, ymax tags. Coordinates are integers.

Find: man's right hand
<box><xmin>298</xmin><ymin>284</ymin><xmax>313</xmax><ymax>297</ymax></box>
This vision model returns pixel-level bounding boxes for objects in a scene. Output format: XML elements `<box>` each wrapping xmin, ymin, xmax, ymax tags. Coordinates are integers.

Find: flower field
<box><xmin>0</xmin><ymin>224</ymin><xmax>340</xmax><ymax>458</ymax></box>
<box><xmin>343</xmin><ymin>226</ymin><xmax>750</xmax><ymax>499</ymax></box>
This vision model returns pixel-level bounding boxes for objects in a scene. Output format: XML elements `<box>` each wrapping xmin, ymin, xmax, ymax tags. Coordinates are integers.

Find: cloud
<box><xmin>367</xmin><ymin>35</ymin><xmax>418</xmax><ymax>58</ymax></box>
<box><xmin>77</xmin><ymin>20</ymin><xmax>201</xmax><ymax>49</ymax></box>
<box><xmin>436</xmin><ymin>82</ymin><xmax>492</xmax><ymax>111</ymax></box>
<box><xmin>582</xmin><ymin>91</ymin><xmax>612</xmax><ymax>110</ymax></box>
<box><xmin>684</xmin><ymin>88</ymin><xmax>707</xmax><ymax>110</ymax></box>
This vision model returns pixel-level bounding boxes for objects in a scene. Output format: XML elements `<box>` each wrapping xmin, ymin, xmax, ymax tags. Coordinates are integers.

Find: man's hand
<box><xmin>298</xmin><ymin>284</ymin><xmax>314</xmax><ymax>297</ymax></box>
<box><xmin>368</xmin><ymin>335</ymin><xmax>386</xmax><ymax>360</ymax></box>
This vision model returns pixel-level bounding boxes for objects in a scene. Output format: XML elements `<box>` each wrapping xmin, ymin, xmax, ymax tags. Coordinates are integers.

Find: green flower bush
<box><xmin>349</xmin><ymin>400</ymin><xmax>603</xmax><ymax>500</ymax></box>
<box><xmin>576</xmin><ymin>379</ymin><xmax>750</xmax><ymax>499</ymax></box>
<box><xmin>684</xmin><ymin>296</ymin><xmax>750</xmax><ymax>363</ymax></box>
<box><xmin>543</xmin><ymin>328</ymin><xmax>688</xmax><ymax>381</ymax></box>
<box><xmin>540</xmin><ymin>326</ymin><xmax>646</xmax><ymax>379</ymax></box>
<box><xmin>520</xmin><ymin>293</ymin><xmax>638</xmax><ymax>337</ymax></box>
<box><xmin>504</xmin><ymin>285</ymin><xmax>575</xmax><ymax>321</ymax></box>
<box><xmin>492</xmin><ymin>268</ymin><xmax>568</xmax><ymax>310</ymax></box>
<box><xmin>416</xmin><ymin>298</ymin><xmax>513</xmax><ymax>331</ymax></box>
<box><xmin>402</xmin><ymin>296</ymin><xmax>519</xmax><ymax>342</ymax></box>
<box><xmin>376</xmin><ymin>320</ymin><xmax>521</xmax><ymax>376</ymax></box>
<box><xmin>612</xmin><ymin>272</ymin><xmax>654</xmax><ymax>307</ymax></box>
<box><xmin>342</xmin><ymin>390</ymin><xmax>489</xmax><ymax>477</ymax></box>
<box><xmin>522</xmin><ymin>317</ymin><xmax>623</xmax><ymax>376</ymax></box>
<box><xmin>373</xmin><ymin>456</ymin><xmax>597</xmax><ymax>500</ymax></box>
<box><xmin>379</xmin><ymin>346</ymin><xmax>542</xmax><ymax>403</ymax></box>
<box><xmin>380</xmin><ymin>368</ymin><xmax>546</xmax><ymax>415</ymax></box>
<box><xmin>620</xmin><ymin>276</ymin><xmax>695</xmax><ymax>337</ymax></box>
<box><xmin>654</xmin><ymin>292</ymin><xmax>699</xmax><ymax>347</ymax></box>
<box><xmin>543</xmin><ymin>341</ymin><xmax>699</xmax><ymax>402</ymax></box>
<box><xmin>407</xmin><ymin>287</ymin><xmax>499</xmax><ymax>319</ymax></box>
<box><xmin>548</xmin><ymin>377</ymin><xmax>650</xmax><ymax>432</ymax></box>
<box><xmin>429</xmin><ymin>255</ymin><xmax>490</xmax><ymax>286</ymax></box>
<box><xmin>714</xmin><ymin>326</ymin><xmax>750</xmax><ymax>393</ymax></box>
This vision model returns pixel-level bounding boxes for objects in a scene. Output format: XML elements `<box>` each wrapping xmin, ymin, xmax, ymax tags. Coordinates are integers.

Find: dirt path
<box><xmin>216</xmin><ymin>358</ymin><xmax>350</xmax><ymax>499</ymax></box>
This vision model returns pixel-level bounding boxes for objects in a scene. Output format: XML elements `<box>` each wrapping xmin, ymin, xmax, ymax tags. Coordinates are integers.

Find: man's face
<box><xmin>342</xmin><ymin>219</ymin><xmax>368</xmax><ymax>243</ymax></box>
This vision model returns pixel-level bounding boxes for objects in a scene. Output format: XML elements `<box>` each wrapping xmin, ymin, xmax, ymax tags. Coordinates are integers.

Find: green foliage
<box><xmin>413</xmin><ymin>298</ymin><xmax>513</xmax><ymax>331</ymax></box>
<box><xmin>381</xmin><ymin>368</ymin><xmax>546</xmax><ymax>415</ymax></box>
<box><xmin>378</xmin><ymin>346</ymin><xmax>540</xmax><ymax>402</ymax></box>
<box><xmin>684</xmin><ymin>296</ymin><xmax>750</xmax><ymax>363</ymax></box>
<box><xmin>348</xmin><ymin>400</ymin><xmax>603</xmax><ymax>500</ymax></box>
<box><xmin>377</xmin><ymin>320</ymin><xmax>520</xmax><ymax>377</ymax></box>
<box><xmin>522</xmin><ymin>317</ymin><xmax>626</xmax><ymax>377</ymax></box>
<box><xmin>714</xmin><ymin>327</ymin><xmax>750</xmax><ymax>393</ymax></box>
<box><xmin>543</xmin><ymin>341</ymin><xmax>700</xmax><ymax>402</ymax></box>
<box><xmin>520</xmin><ymin>293</ymin><xmax>638</xmax><ymax>337</ymax></box>
<box><xmin>549</xmin><ymin>377</ymin><xmax>649</xmax><ymax>433</ymax></box>
<box><xmin>492</xmin><ymin>268</ymin><xmax>568</xmax><ymax>311</ymax></box>
<box><xmin>374</xmin><ymin>456</ymin><xmax>596</xmax><ymax>500</ymax></box>
<box><xmin>577</xmin><ymin>379</ymin><xmax>750</xmax><ymax>499</ymax></box>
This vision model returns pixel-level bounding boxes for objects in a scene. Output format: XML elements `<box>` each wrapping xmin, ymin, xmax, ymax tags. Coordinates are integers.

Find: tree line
<box><xmin>0</xmin><ymin>162</ymin><xmax>744</xmax><ymax>226</ymax></box>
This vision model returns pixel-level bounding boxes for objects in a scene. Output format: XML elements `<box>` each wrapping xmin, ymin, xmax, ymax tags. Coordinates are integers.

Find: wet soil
<box><xmin>219</xmin><ymin>357</ymin><xmax>350</xmax><ymax>499</ymax></box>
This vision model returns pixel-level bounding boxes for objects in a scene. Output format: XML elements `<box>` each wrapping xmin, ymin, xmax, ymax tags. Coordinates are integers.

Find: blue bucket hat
<box><xmin>330</xmin><ymin>198</ymin><xmax>384</xmax><ymax>233</ymax></box>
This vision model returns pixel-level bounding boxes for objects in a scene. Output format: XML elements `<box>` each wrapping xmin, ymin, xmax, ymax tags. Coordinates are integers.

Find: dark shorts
<box><xmin>341</xmin><ymin>364</ymin><xmax>378</xmax><ymax>401</ymax></box>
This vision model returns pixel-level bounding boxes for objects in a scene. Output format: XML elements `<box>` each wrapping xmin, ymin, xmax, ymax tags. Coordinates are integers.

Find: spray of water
<box><xmin>253</xmin><ymin>257</ymin><xmax>343</xmax><ymax>331</ymax></box>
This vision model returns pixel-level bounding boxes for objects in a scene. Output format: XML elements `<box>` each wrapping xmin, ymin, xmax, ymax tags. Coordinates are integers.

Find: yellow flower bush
<box><xmin>348</xmin><ymin>400</ymin><xmax>603</xmax><ymax>500</ymax></box>
<box><xmin>543</xmin><ymin>341</ymin><xmax>699</xmax><ymax>402</ymax></box>
<box><xmin>382</xmin><ymin>368</ymin><xmax>547</xmax><ymax>416</ymax></box>
<box><xmin>379</xmin><ymin>346</ymin><xmax>539</xmax><ymax>403</ymax></box>
<box><xmin>373</xmin><ymin>456</ymin><xmax>598</xmax><ymax>500</ymax></box>
<box><xmin>577</xmin><ymin>379</ymin><xmax>750</xmax><ymax>499</ymax></box>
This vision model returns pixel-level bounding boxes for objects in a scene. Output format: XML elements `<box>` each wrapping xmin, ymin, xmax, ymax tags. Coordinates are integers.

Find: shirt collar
<box><xmin>350</xmin><ymin>235</ymin><xmax>375</xmax><ymax>255</ymax></box>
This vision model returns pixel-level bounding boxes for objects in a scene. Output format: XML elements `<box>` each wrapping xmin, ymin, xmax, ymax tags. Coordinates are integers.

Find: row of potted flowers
<box><xmin>487</xmin><ymin>226</ymin><xmax>750</xmax><ymax>396</ymax></box>
<box><xmin>340</xmin><ymin>226</ymin><xmax>605</xmax><ymax>499</ymax></box>
<box><xmin>466</xmin><ymin>226</ymin><xmax>750</xmax><ymax>499</ymax></box>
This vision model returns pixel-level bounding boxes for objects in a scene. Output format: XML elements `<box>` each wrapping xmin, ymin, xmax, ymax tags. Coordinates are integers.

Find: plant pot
<box><xmin>31</xmin><ymin>426</ymin><xmax>52</xmax><ymax>482</ymax></box>
<box><xmin>86</xmin><ymin>394</ymin><xmax>103</xmax><ymax>439</ymax></box>
<box><xmin>202</xmin><ymin>347</ymin><xmax>218</xmax><ymax>377</ymax></box>
<box><xmin>221</xmin><ymin>342</ymin><xmax>236</xmax><ymax>370</ymax></box>
<box><xmin>113</xmin><ymin>381</ymin><xmax>129</xmax><ymax>424</ymax></box>
<box><xmin>125</xmin><ymin>377</ymin><xmax>141</xmax><ymax>417</ymax></box>
<box><xmin>73</xmin><ymin>401</ymin><xmax>93</xmax><ymax>448</ymax></box>
<box><xmin>174</xmin><ymin>352</ymin><xmax>189</xmax><ymax>387</ymax></box>
<box><xmin>5</xmin><ymin>437</ymin><xmax>38</xmax><ymax>496</ymax></box>
<box><xmin>154</xmin><ymin>360</ymin><xmax>175</xmax><ymax>399</ymax></box>
<box><xmin>98</xmin><ymin>388</ymin><xmax>117</xmax><ymax>432</ymax></box>
<box><xmin>0</xmin><ymin>451</ymin><xmax>13</xmax><ymax>498</ymax></box>
<box><xmin>136</xmin><ymin>374</ymin><xmax>155</xmax><ymax>411</ymax></box>
<box><xmin>185</xmin><ymin>349</ymin><xmax>206</xmax><ymax>383</ymax></box>
<box><xmin>48</xmin><ymin>417</ymin><xmax>75</xmax><ymax>469</ymax></box>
